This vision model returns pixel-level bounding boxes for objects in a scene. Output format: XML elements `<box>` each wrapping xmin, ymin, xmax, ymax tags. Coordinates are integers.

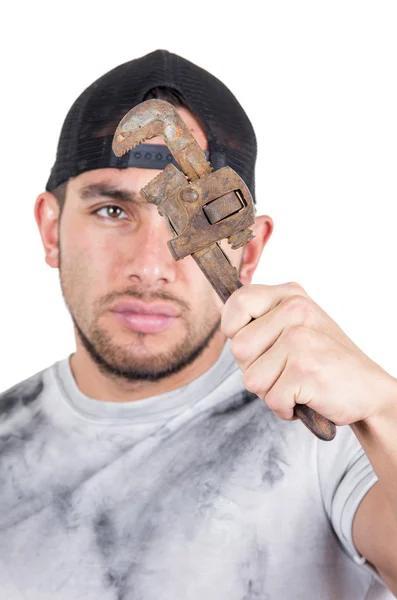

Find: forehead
<box><xmin>66</xmin><ymin>168</ymin><xmax>162</xmax><ymax>208</ymax></box>
<box><xmin>70</xmin><ymin>167</ymin><xmax>157</xmax><ymax>187</ymax></box>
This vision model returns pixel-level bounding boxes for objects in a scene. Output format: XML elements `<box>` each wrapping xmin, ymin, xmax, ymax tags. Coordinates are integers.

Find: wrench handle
<box><xmin>191</xmin><ymin>243</ymin><xmax>337</xmax><ymax>441</ymax></box>
<box><xmin>293</xmin><ymin>404</ymin><xmax>336</xmax><ymax>441</ymax></box>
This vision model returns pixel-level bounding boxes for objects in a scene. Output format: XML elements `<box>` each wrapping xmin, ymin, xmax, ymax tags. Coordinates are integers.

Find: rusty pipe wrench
<box><xmin>112</xmin><ymin>99</ymin><xmax>336</xmax><ymax>442</ymax></box>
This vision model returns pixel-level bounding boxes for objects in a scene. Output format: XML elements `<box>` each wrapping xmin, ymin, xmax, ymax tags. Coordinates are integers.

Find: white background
<box><xmin>0</xmin><ymin>0</ymin><xmax>396</xmax><ymax>391</ymax></box>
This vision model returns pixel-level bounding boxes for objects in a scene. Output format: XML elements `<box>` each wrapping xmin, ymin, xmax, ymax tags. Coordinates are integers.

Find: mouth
<box><xmin>109</xmin><ymin>300</ymin><xmax>179</xmax><ymax>334</ymax></box>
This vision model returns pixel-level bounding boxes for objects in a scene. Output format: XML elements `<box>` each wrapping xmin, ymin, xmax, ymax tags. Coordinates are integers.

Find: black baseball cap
<box><xmin>46</xmin><ymin>49</ymin><xmax>257</xmax><ymax>201</ymax></box>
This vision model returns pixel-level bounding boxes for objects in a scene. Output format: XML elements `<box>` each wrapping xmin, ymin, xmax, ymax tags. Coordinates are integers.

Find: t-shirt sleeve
<box><xmin>316</xmin><ymin>426</ymin><xmax>380</xmax><ymax>571</ymax></box>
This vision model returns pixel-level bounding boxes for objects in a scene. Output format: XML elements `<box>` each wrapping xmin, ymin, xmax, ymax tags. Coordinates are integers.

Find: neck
<box><xmin>69</xmin><ymin>330</ymin><xmax>227</xmax><ymax>403</ymax></box>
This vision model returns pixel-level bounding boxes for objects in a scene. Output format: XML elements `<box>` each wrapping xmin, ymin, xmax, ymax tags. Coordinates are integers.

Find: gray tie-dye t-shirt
<box><xmin>0</xmin><ymin>342</ymin><xmax>392</xmax><ymax>599</ymax></box>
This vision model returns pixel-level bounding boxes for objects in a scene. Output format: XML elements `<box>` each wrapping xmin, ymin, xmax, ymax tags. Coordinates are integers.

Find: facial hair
<box><xmin>59</xmin><ymin>254</ymin><xmax>222</xmax><ymax>383</ymax></box>
<box><xmin>71</xmin><ymin>308</ymin><xmax>221</xmax><ymax>382</ymax></box>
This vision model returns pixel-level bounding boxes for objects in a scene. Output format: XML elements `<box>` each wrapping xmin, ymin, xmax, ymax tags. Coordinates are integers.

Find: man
<box><xmin>0</xmin><ymin>49</ymin><xmax>396</xmax><ymax>599</ymax></box>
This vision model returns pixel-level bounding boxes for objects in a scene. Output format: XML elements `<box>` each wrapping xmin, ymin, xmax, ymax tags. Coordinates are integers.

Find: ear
<box><xmin>34</xmin><ymin>192</ymin><xmax>61</xmax><ymax>268</ymax></box>
<box><xmin>239</xmin><ymin>214</ymin><xmax>274</xmax><ymax>284</ymax></box>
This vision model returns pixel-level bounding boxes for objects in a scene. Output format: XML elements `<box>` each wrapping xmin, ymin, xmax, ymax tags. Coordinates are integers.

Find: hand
<box><xmin>221</xmin><ymin>283</ymin><xmax>396</xmax><ymax>426</ymax></box>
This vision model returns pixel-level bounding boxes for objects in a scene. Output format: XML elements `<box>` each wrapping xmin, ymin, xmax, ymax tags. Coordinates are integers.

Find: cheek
<box><xmin>60</xmin><ymin>221</ymin><xmax>119</xmax><ymax>291</ymax></box>
<box><xmin>179</xmin><ymin>256</ymin><xmax>222</xmax><ymax>310</ymax></box>
<box><xmin>179</xmin><ymin>242</ymin><xmax>242</xmax><ymax>310</ymax></box>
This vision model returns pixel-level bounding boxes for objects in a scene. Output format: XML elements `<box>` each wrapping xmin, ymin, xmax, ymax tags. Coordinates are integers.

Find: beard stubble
<box><xmin>59</xmin><ymin>253</ymin><xmax>222</xmax><ymax>383</ymax></box>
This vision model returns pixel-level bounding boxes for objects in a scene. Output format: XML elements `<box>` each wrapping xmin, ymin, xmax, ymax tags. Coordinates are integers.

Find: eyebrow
<box><xmin>78</xmin><ymin>183</ymin><xmax>144</xmax><ymax>204</ymax></box>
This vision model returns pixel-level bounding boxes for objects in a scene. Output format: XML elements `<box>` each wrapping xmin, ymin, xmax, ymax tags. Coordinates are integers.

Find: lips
<box><xmin>109</xmin><ymin>300</ymin><xmax>179</xmax><ymax>334</ymax></box>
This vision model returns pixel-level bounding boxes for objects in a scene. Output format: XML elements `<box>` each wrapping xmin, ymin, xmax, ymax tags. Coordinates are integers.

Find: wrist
<box><xmin>353</xmin><ymin>374</ymin><xmax>397</xmax><ymax>437</ymax></box>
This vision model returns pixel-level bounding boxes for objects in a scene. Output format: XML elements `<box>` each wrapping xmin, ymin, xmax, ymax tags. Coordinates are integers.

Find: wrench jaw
<box><xmin>112</xmin><ymin>99</ymin><xmax>179</xmax><ymax>158</ymax></box>
<box><xmin>112</xmin><ymin>100</ymin><xmax>212</xmax><ymax>181</ymax></box>
<box><xmin>112</xmin><ymin>120</ymin><xmax>165</xmax><ymax>157</ymax></box>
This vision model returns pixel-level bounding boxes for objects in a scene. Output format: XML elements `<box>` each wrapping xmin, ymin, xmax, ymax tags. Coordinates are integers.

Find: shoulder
<box><xmin>0</xmin><ymin>370</ymin><xmax>46</xmax><ymax>421</ymax></box>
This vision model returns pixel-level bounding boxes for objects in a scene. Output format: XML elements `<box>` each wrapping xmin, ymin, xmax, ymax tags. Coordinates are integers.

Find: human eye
<box><xmin>94</xmin><ymin>205</ymin><xmax>128</xmax><ymax>220</ymax></box>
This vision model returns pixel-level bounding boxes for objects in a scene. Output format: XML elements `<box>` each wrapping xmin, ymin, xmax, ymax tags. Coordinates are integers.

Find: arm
<box><xmin>220</xmin><ymin>282</ymin><xmax>397</xmax><ymax>591</ymax></box>
<box><xmin>352</xmin><ymin>401</ymin><xmax>397</xmax><ymax>593</ymax></box>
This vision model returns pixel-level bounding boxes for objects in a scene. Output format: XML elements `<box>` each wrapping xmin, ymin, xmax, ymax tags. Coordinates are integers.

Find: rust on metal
<box><xmin>112</xmin><ymin>99</ymin><xmax>336</xmax><ymax>442</ymax></box>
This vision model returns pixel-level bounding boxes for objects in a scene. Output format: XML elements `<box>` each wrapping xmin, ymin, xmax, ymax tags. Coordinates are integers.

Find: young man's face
<box><xmin>53</xmin><ymin>108</ymin><xmax>246</xmax><ymax>382</ymax></box>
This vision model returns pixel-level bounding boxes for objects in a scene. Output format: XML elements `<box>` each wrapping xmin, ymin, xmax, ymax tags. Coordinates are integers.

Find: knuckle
<box><xmin>236</xmin><ymin>283</ymin><xmax>266</xmax><ymax>309</ymax></box>
<box><xmin>220</xmin><ymin>314</ymin><xmax>233</xmax><ymax>338</ymax></box>
<box><xmin>288</xmin><ymin>355</ymin><xmax>324</xmax><ymax>391</ymax></box>
<box><xmin>273</xmin><ymin>409</ymin><xmax>293</xmax><ymax>422</ymax></box>
<box><xmin>286</xmin><ymin>281</ymin><xmax>306</xmax><ymax>295</ymax></box>
<box><xmin>222</xmin><ymin>289</ymin><xmax>252</xmax><ymax>337</ymax></box>
<box><xmin>264</xmin><ymin>390</ymin><xmax>279</xmax><ymax>411</ymax></box>
<box><xmin>242</xmin><ymin>370</ymin><xmax>261</xmax><ymax>396</ymax></box>
<box><xmin>288</xmin><ymin>356</ymin><xmax>308</xmax><ymax>375</ymax></box>
<box><xmin>230</xmin><ymin>334</ymin><xmax>249</xmax><ymax>363</ymax></box>
<box><xmin>285</xmin><ymin>324</ymin><xmax>306</xmax><ymax>343</ymax></box>
<box><xmin>285</xmin><ymin>324</ymin><xmax>314</xmax><ymax>346</ymax></box>
<box><xmin>234</xmin><ymin>285</ymin><xmax>251</xmax><ymax>305</ymax></box>
<box><xmin>284</xmin><ymin>294</ymin><xmax>309</xmax><ymax>313</ymax></box>
<box><xmin>221</xmin><ymin>307</ymin><xmax>238</xmax><ymax>338</ymax></box>
<box><xmin>289</xmin><ymin>354</ymin><xmax>320</xmax><ymax>379</ymax></box>
<box><xmin>283</xmin><ymin>295</ymin><xmax>313</xmax><ymax>327</ymax></box>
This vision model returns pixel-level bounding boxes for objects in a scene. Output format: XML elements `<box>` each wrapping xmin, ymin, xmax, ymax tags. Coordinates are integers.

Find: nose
<box><xmin>124</xmin><ymin>209</ymin><xmax>178</xmax><ymax>287</ymax></box>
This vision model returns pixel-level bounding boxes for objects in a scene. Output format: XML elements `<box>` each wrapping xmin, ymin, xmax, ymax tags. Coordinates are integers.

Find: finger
<box><xmin>273</xmin><ymin>409</ymin><xmax>295</xmax><ymax>422</ymax></box>
<box><xmin>266</xmin><ymin>356</ymin><xmax>325</xmax><ymax>422</ymax></box>
<box><xmin>243</xmin><ymin>351</ymin><xmax>296</xmax><ymax>420</ymax></box>
<box><xmin>230</xmin><ymin>294</ymin><xmax>316</xmax><ymax>371</ymax></box>
<box><xmin>242</xmin><ymin>327</ymin><xmax>322</xmax><ymax>421</ymax></box>
<box><xmin>221</xmin><ymin>282</ymin><xmax>308</xmax><ymax>338</ymax></box>
<box><xmin>241</xmin><ymin>331</ymin><xmax>289</xmax><ymax>409</ymax></box>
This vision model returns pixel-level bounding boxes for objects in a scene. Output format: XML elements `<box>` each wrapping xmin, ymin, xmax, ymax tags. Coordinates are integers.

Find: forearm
<box><xmin>351</xmin><ymin>376</ymin><xmax>397</xmax><ymax>523</ymax></box>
